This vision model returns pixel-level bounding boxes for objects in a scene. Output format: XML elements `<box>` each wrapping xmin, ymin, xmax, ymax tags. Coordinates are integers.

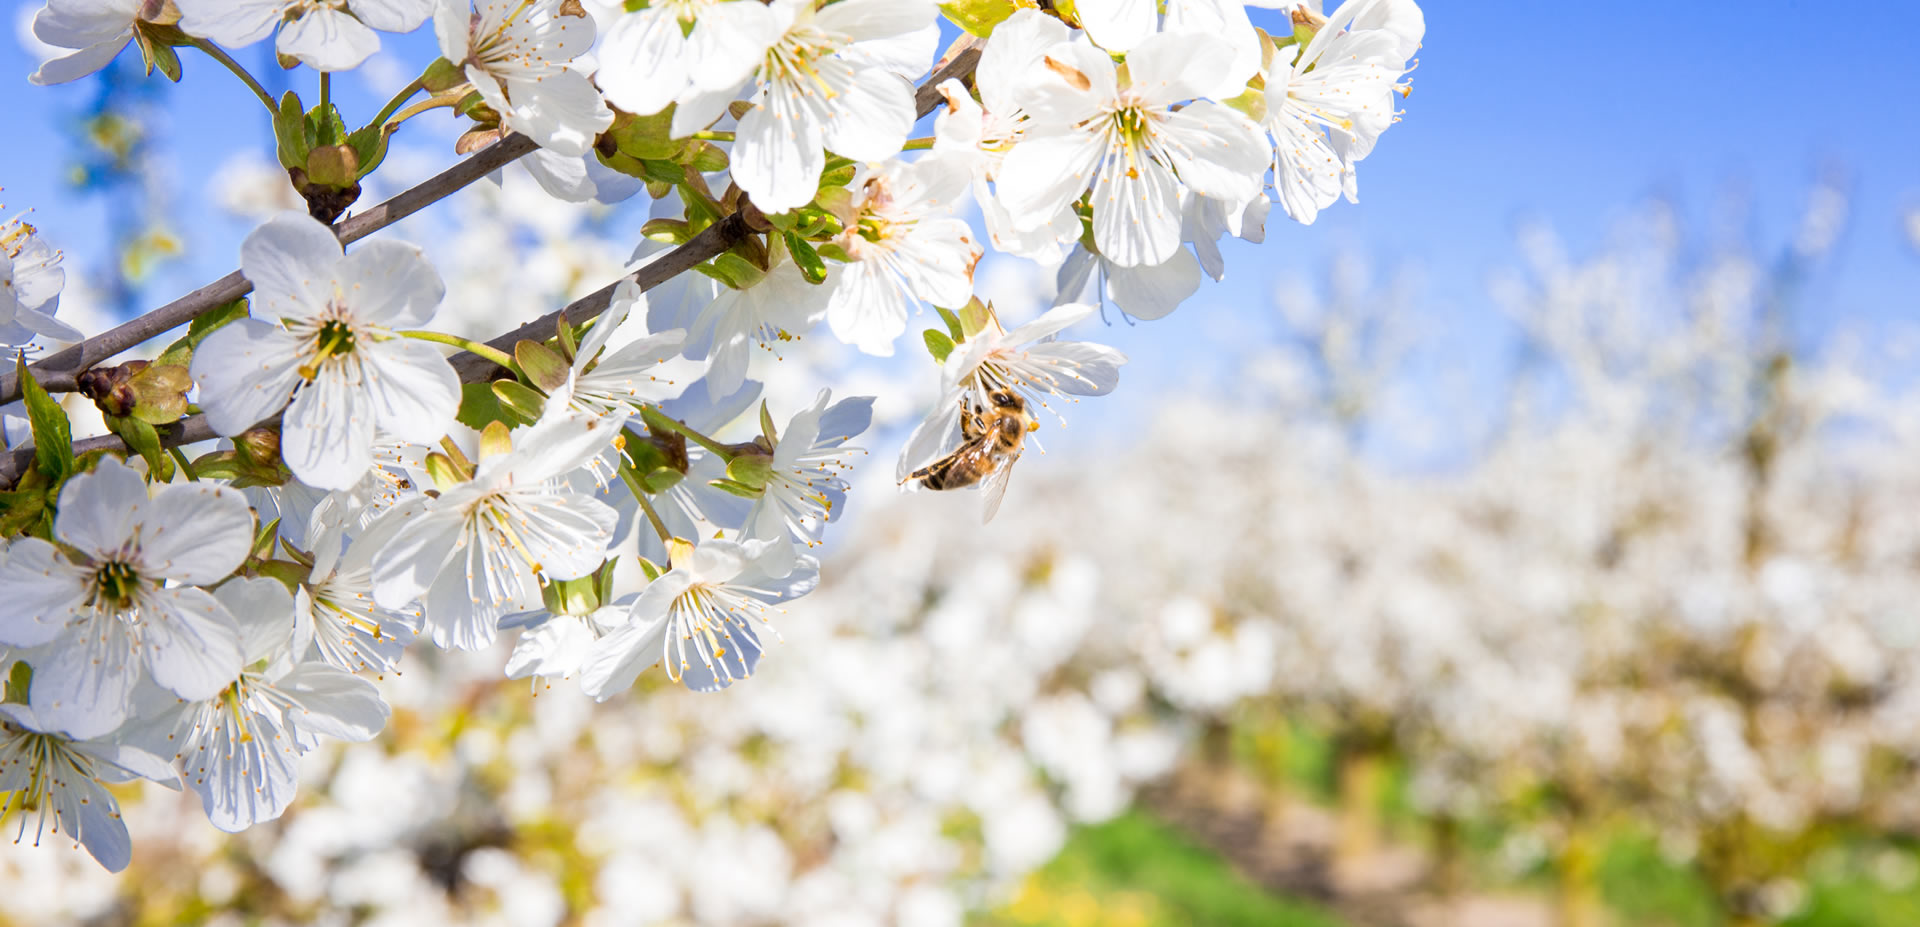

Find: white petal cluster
<box><xmin>177</xmin><ymin>0</ymin><xmax>434</xmax><ymax>71</ymax></box>
<box><xmin>435</xmin><ymin>0</ymin><xmax>613</xmax><ymax>157</ymax></box>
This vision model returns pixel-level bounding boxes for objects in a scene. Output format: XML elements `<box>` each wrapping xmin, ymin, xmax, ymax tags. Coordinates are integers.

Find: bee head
<box><xmin>987</xmin><ymin>389</ymin><xmax>1022</xmax><ymax>411</ymax></box>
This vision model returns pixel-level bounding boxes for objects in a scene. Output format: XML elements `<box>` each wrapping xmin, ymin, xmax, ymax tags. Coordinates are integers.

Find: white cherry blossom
<box><xmin>369</xmin><ymin>410</ymin><xmax>622</xmax><ymax>651</ymax></box>
<box><xmin>0</xmin><ymin>701</ymin><xmax>175</xmax><ymax>872</ymax></box>
<box><xmin>595</xmin><ymin>0</ymin><xmax>782</xmax><ymax>118</ymax></box>
<box><xmin>581</xmin><ymin>538</ymin><xmax>816</xmax><ymax>698</ymax></box>
<box><xmin>1264</xmin><ymin>0</ymin><xmax>1419</xmax><ymax>223</ymax></box>
<box><xmin>1</xmin><ymin>213</ymin><xmax>81</xmax><ymax>347</ymax></box>
<box><xmin>741</xmin><ymin>389</ymin><xmax>871</xmax><ymax>578</ymax></box>
<box><xmin>558</xmin><ymin>279</ymin><xmax>691</xmax><ymax>418</ymax></box>
<box><xmin>132</xmin><ymin>578</ymin><xmax>390</xmax><ymax>832</ymax></box>
<box><xmin>26</xmin><ymin>0</ymin><xmax>141</xmax><ymax>86</ymax></box>
<box><xmin>998</xmin><ymin>31</ymin><xmax>1269</xmax><ymax>268</ymax></box>
<box><xmin>192</xmin><ymin>213</ymin><xmax>459</xmax><ymax>492</ymax></box>
<box><xmin>898</xmin><ymin>302</ymin><xmax>1125</xmax><ymax>483</ymax></box>
<box><xmin>823</xmin><ymin>156</ymin><xmax>980</xmax><ymax>356</ymax></box>
<box><xmin>725</xmin><ymin>0</ymin><xmax>937</xmax><ymax>214</ymax></box>
<box><xmin>301</xmin><ymin>522</ymin><xmax>420</xmax><ymax>676</ymax></box>
<box><xmin>435</xmin><ymin>0</ymin><xmax>613</xmax><ymax>158</ymax></box>
<box><xmin>0</xmin><ymin>458</ymin><xmax>250</xmax><ymax>739</ymax></box>
<box><xmin>177</xmin><ymin>0</ymin><xmax>434</xmax><ymax>72</ymax></box>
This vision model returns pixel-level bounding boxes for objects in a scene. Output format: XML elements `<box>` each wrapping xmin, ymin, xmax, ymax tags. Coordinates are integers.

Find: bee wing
<box><xmin>978</xmin><ymin>456</ymin><xmax>1017</xmax><ymax>523</ymax></box>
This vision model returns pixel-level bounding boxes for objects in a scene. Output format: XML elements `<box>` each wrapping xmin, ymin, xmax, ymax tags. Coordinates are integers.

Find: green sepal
<box><xmin>514</xmin><ymin>340</ymin><xmax>571</xmax><ymax>394</ymax></box>
<box><xmin>134</xmin><ymin>27</ymin><xmax>183</xmax><ymax>81</ymax></box>
<box><xmin>126</xmin><ymin>365</ymin><xmax>193</xmax><ymax>425</ymax></box>
<box><xmin>939</xmin><ymin>0</ymin><xmax>1018</xmax><ymax>37</ymax></box>
<box><xmin>635</xmin><ymin>556</ymin><xmax>662</xmax><ymax>582</ymax></box>
<box><xmin>959</xmin><ymin>297</ymin><xmax>993</xmax><ymax>338</ymax></box>
<box><xmin>556</xmin><ymin>313</ymin><xmax>579</xmax><ymax>362</ymax></box>
<box><xmin>725</xmin><ymin>453</ymin><xmax>772</xmax><ymax>492</ymax></box>
<box><xmin>4</xmin><ymin>661</ymin><xmax>31</xmax><ymax>705</ymax></box>
<box><xmin>759</xmin><ymin>399</ymin><xmax>779</xmax><ymax>445</ymax></box>
<box><xmin>593</xmin><ymin>557</ymin><xmax>621</xmax><ymax>606</ymax></box>
<box><xmin>420</xmin><ymin>57</ymin><xmax>465</xmax><ymax>93</ymax></box>
<box><xmin>923</xmin><ymin>329</ymin><xmax>956</xmax><ymax>365</ymax></box>
<box><xmin>455</xmin><ymin>90</ymin><xmax>494</xmax><ymax>120</ymax></box>
<box><xmin>783</xmin><ymin>232</ymin><xmax>828</xmax><ymax>285</ymax></box>
<box><xmin>607</xmin><ymin>108</ymin><xmax>679</xmax><ymax>160</ymax></box>
<box><xmin>642</xmin><ymin>218</ymin><xmax>693</xmax><ymax>245</ymax></box>
<box><xmin>708</xmin><ymin>478</ymin><xmax>763</xmax><ymax>499</ymax></box>
<box><xmin>642</xmin><ymin>466</ymin><xmax>684</xmax><ymax>493</ymax></box>
<box><xmin>542</xmin><ymin>572</ymin><xmax>602</xmax><ymax>617</ymax></box>
<box><xmin>253</xmin><ymin>558</ymin><xmax>313</xmax><ymax>592</ymax></box>
<box><xmin>250</xmin><ymin>516</ymin><xmax>282</xmax><ymax>562</ymax></box>
<box><xmin>424</xmin><ymin>452</ymin><xmax>466</xmax><ymax>491</ymax></box>
<box><xmin>491</xmin><ymin>379</ymin><xmax>547</xmax><ymax>425</ymax></box>
<box><xmin>477</xmin><ymin>420</ymin><xmax>514</xmax><ymax>461</ymax></box>
<box><xmin>934</xmin><ymin>305</ymin><xmax>965</xmax><ymax>342</ymax></box>
<box><xmin>696</xmin><ymin>252</ymin><xmax>769</xmax><ymax>290</ymax></box>
<box><xmin>17</xmin><ymin>354</ymin><xmax>72</xmax><ymax>483</ymax></box>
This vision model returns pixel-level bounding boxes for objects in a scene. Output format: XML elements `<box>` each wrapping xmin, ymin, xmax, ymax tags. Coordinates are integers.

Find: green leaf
<box><xmin>923</xmin><ymin>328</ymin><xmax>956</xmax><ymax>364</ymax></box>
<box><xmin>155</xmin><ymin>296</ymin><xmax>250</xmax><ymax>368</ymax></box>
<box><xmin>0</xmin><ymin>489</ymin><xmax>46</xmax><ymax>537</ymax></box>
<box><xmin>274</xmin><ymin>91</ymin><xmax>310</xmax><ymax>169</ymax></box>
<box><xmin>514</xmin><ymin>340</ymin><xmax>571</xmax><ymax>394</ymax></box>
<box><xmin>491</xmin><ymin>379</ymin><xmax>547</xmax><ymax>425</ymax></box>
<box><xmin>635</xmin><ymin>556</ymin><xmax>662</xmax><ymax>582</ymax></box>
<box><xmin>306</xmin><ymin>100</ymin><xmax>348</xmax><ymax>147</ymax></box>
<box><xmin>456</xmin><ymin>381</ymin><xmax>506</xmax><ymax>432</ymax></box>
<box><xmin>759</xmin><ymin>399</ymin><xmax>779</xmax><ymax>445</ymax></box>
<box><xmin>642</xmin><ymin>218</ymin><xmax>693</xmax><ymax>245</ymax></box>
<box><xmin>107</xmin><ymin>414</ymin><xmax>168</xmax><ymax>476</ymax></box>
<box><xmin>17</xmin><ymin>354</ymin><xmax>72</xmax><ymax>483</ymax></box>
<box><xmin>454</xmin><ymin>90</ymin><xmax>492</xmax><ymax>119</ymax></box>
<box><xmin>346</xmin><ymin>124</ymin><xmax>393</xmax><ymax>180</ymax></box>
<box><xmin>638</xmin><ymin>158</ymin><xmax>685</xmax><ymax>185</ymax></box>
<box><xmin>127</xmin><ymin>365</ymin><xmax>192</xmax><ymax>425</ymax></box>
<box><xmin>555</xmin><ymin>313</ymin><xmax>579</xmax><ymax>362</ymax></box>
<box><xmin>784</xmin><ymin>232</ymin><xmax>828</xmax><ymax>285</ymax></box>
<box><xmin>684</xmin><ymin>142</ymin><xmax>728</xmax><ymax>174</ymax></box>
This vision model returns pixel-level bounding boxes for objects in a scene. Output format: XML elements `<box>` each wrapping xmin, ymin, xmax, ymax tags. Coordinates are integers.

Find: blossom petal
<box><xmin>276</xmin><ymin>663</ymin><xmax>390</xmax><ymax>741</ymax></box>
<box><xmin>359</xmin><ymin>338</ymin><xmax>460</xmax><ymax>444</ymax></box>
<box><xmin>240</xmin><ymin>213</ymin><xmax>342</xmax><ymax>324</ymax></box>
<box><xmin>191</xmin><ymin>319</ymin><xmax>307</xmax><ymax>436</ymax></box>
<box><xmin>335</xmin><ymin>239</ymin><xmax>444</xmax><ymax>328</ymax></box>
<box><xmin>0</xmin><ymin>539</ymin><xmax>88</xmax><ymax>647</ymax></box>
<box><xmin>282</xmin><ymin>365</ymin><xmax>377</xmax><ymax>491</ymax></box>
<box><xmin>136</xmin><ymin>482</ymin><xmax>254</xmax><ymax>585</ymax></box>
<box><xmin>143</xmin><ymin>588</ymin><xmax>245</xmax><ymax>702</ymax></box>
<box><xmin>52</xmin><ymin>456</ymin><xmax>148</xmax><ymax>560</ymax></box>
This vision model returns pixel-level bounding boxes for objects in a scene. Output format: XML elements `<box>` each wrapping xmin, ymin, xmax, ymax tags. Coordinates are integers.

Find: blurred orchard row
<box><xmin>10</xmin><ymin>114</ymin><xmax>1920</xmax><ymax>926</ymax></box>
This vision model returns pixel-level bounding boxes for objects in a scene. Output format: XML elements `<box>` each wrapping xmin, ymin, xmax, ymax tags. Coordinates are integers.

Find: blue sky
<box><xmin>4</xmin><ymin>1</ymin><xmax>1918</xmax><ymax>458</ymax></box>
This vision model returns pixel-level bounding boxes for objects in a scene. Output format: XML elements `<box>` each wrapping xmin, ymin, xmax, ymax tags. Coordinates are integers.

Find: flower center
<box><xmin>300</xmin><ymin>318</ymin><xmax>356</xmax><ymax>381</ymax></box>
<box><xmin>92</xmin><ymin>561</ymin><xmax>142</xmax><ymax>611</ymax></box>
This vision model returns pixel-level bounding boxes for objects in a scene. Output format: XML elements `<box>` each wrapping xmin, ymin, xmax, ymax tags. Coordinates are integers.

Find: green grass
<box><xmin>977</xmin><ymin>810</ymin><xmax>1351</xmax><ymax>927</ymax></box>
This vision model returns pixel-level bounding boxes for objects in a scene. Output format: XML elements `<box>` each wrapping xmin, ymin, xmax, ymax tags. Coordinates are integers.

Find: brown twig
<box><xmin>0</xmin><ymin>133</ymin><xmax>540</xmax><ymax>407</ymax></box>
<box><xmin>1</xmin><ymin>52</ymin><xmax>981</xmax><ymax>489</ymax></box>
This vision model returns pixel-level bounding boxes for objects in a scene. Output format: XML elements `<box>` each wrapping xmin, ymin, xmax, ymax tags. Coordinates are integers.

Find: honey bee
<box><xmin>905</xmin><ymin>388</ymin><xmax>1038</xmax><ymax>521</ymax></box>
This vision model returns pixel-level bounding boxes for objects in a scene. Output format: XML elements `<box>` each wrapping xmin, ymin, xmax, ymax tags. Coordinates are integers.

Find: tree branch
<box><xmin>1</xmin><ymin>51</ymin><xmax>982</xmax><ymax>489</ymax></box>
<box><xmin>0</xmin><ymin>133</ymin><xmax>540</xmax><ymax>407</ymax></box>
